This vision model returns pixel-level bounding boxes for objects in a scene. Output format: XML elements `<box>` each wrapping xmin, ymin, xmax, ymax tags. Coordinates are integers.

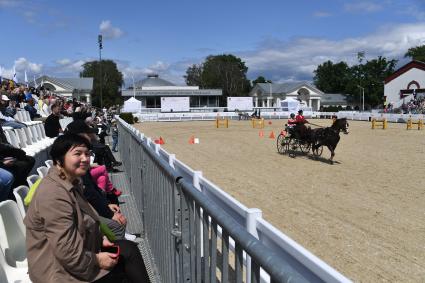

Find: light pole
<box><xmin>131</xmin><ymin>74</ymin><xmax>136</xmax><ymax>98</ymax></box>
<box><xmin>98</xmin><ymin>34</ymin><xmax>103</xmax><ymax>109</ymax></box>
<box><xmin>357</xmin><ymin>85</ymin><xmax>364</xmax><ymax>112</ymax></box>
<box><xmin>268</xmin><ymin>81</ymin><xmax>272</xmax><ymax>107</ymax></box>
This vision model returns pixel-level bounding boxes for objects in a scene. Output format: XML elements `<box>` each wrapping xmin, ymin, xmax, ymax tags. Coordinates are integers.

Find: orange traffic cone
<box><xmin>269</xmin><ymin>131</ymin><xmax>275</xmax><ymax>139</ymax></box>
<box><xmin>154</xmin><ymin>138</ymin><xmax>160</xmax><ymax>144</ymax></box>
<box><xmin>268</xmin><ymin>121</ymin><xmax>272</xmax><ymax>125</ymax></box>
<box><xmin>159</xmin><ymin>136</ymin><xmax>165</xmax><ymax>145</ymax></box>
<box><xmin>259</xmin><ymin>130</ymin><xmax>264</xmax><ymax>137</ymax></box>
<box><xmin>188</xmin><ymin>136</ymin><xmax>195</xmax><ymax>144</ymax></box>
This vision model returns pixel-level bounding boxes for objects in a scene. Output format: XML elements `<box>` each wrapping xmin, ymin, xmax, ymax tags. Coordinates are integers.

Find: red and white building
<box><xmin>384</xmin><ymin>60</ymin><xmax>425</xmax><ymax>107</ymax></box>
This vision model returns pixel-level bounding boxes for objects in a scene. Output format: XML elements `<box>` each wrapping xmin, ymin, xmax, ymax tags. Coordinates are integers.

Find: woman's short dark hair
<box><xmin>50</xmin><ymin>134</ymin><xmax>92</xmax><ymax>166</ymax></box>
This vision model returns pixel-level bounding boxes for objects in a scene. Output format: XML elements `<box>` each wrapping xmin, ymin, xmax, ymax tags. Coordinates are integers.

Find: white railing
<box><xmin>119</xmin><ymin>118</ymin><xmax>351</xmax><ymax>283</ymax></box>
<box><xmin>134</xmin><ymin>110</ymin><xmax>424</xmax><ymax>124</ymax></box>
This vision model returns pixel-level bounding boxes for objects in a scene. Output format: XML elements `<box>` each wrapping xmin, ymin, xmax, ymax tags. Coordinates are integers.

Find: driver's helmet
<box><xmin>298</xmin><ymin>109</ymin><xmax>303</xmax><ymax>114</ymax></box>
<box><xmin>290</xmin><ymin>113</ymin><xmax>295</xmax><ymax>118</ymax></box>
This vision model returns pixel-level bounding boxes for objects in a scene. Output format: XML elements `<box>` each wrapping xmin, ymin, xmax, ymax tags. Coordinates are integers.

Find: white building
<box><xmin>384</xmin><ymin>60</ymin><xmax>425</xmax><ymax>107</ymax></box>
<box><xmin>249</xmin><ymin>81</ymin><xmax>323</xmax><ymax>110</ymax></box>
<box><xmin>122</xmin><ymin>74</ymin><xmax>222</xmax><ymax>108</ymax></box>
<box><xmin>35</xmin><ymin>76</ymin><xmax>93</xmax><ymax>103</ymax></box>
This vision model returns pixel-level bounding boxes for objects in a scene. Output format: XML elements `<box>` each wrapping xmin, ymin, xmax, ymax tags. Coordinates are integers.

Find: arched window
<box><xmin>407</xmin><ymin>80</ymin><xmax>420</xmax><ymax>90</ymax></box>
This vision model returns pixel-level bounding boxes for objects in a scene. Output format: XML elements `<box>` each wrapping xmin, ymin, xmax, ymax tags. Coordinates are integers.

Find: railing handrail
<box><xmin>177</xmin><ymin>178</ymin><xmax>311</xmax><ymax>283</ymax></box>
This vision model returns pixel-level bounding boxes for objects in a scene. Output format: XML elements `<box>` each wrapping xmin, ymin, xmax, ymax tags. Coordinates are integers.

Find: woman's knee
<box><xmin>0</xmin><ymin>169</ymin><xmax>14</xmax><ymax>187</ymax></box>
<box><xmin>115</xmin><ymin>240</ymin><xmax>140</xmax><ymax>259</ymax></box>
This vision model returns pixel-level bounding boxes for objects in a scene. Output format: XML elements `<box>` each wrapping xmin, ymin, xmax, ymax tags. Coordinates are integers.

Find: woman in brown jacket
<box><xmin>24</xmin><ymin>134</ymin><xmax>149</xmax><ymax>283</ymax></box>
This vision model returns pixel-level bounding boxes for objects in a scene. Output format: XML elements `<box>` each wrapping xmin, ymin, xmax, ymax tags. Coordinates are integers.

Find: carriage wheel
<box><xmin>312</xmin><ymin>145</ymin><xmax>324</xmax><ymax>157</ymax></box>
<box><xmin>287</xmin><ymin>138</ymin><xmax>298</xmax><ymax>157</ymax></box>
<box><xmin>298</xmin><ymin>140</ymin><xmax>311</xmax><ymax>154</ymax></box>
<box><xmin>276</xmin><ymin>134</ymin><xmax>287</xmax><ymax>154</ymax></box>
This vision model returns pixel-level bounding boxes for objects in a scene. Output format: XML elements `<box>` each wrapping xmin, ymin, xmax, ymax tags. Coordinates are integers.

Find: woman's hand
<box><xmin>108</xmin><ymin>204</ymin><xmax>120</xmax><ymax>213</ymax></box>
<box><xmin>2</xmin><ymin>159</ymin><xmax>15</xmax><ymax>166</ymax></box>
<box><xmin>96</xmin><ymin>252</ymin><xmax>118</xmax><ymax>270</ymax></box>
<box><xmin>112</xmin><ymin>212</ymin><xmax>127</xmax><ymax>225</ymax></box>
<box><xmin>102</xmin><ymin>236</ymin><xmax>114</xmax><ymax>248</ymax></box>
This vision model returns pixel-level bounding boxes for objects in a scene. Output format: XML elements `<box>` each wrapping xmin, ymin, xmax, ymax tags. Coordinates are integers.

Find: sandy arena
<box><xmin>134</xmin><ymin>119</ymin><xmax>425</xmax><ymax>282</ymax></box>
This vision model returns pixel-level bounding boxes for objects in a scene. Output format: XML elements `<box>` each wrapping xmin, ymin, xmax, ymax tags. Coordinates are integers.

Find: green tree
<box><xmin>344</xmin><ymin>56</ymin><xmax>397</xmax><ymax>107</ymax></box>
<box><xmin>313</xmin><ymin>60</ymin><xmax>350</xmax><ymax>93</ymax></box>
<box><xmin>314</xmin><ymin>54</ymin><xmax>397</xmax><ymax>108</ymax></box>
<box><xmin>184</xmin><ymin>64</ymin><xmax>203</xmax><ymax>87</ymax></box>
<box><xmin>252</xmin><ymin>76</ymin><xmax>272</xmax><ymax>86</ymax></box>
<box><xmin>404</xmin><ymin>45</ymin><xmax>425</xmax><ymax>62</ymax></box>
<box><xmin>197</xmin><ymin>54</ymin><xmax>251</xmax><ymax>104</ymax></box>
<box><xmin>80</xmin><ymin>60</ymin><xmax>124</xmax><ymax>108</ymax></box>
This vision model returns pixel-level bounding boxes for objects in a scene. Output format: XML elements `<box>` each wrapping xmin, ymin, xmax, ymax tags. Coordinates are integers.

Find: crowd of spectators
<box><xmin>0</xmin><ymin>79</ymin><xmax>149</xmax><ymax>282</ymax></box>
<box><xmin>400</xmin><ymin>95</ymin><xmax>425</xmax><ymax>114</ymax></box>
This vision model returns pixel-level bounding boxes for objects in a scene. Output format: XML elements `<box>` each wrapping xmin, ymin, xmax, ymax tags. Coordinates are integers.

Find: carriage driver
<box><xmin>295</xmin><ymin>109</ymin><xmax>309</xmax><ymax>124</ymax></box>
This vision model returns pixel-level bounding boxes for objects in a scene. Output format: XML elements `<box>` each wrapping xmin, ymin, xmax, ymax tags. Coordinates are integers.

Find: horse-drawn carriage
<box><xmin>276</xmin><ymin>129</ymin><xmax>323</xmax><ymax>157</ymax></box>
<box><xmin>277</xmin><ymin>118</ymin><xmax>349</xmax><ymax>163</ymax></box>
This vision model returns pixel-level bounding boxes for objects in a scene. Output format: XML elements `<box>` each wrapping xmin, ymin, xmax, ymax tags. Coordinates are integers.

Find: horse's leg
<box><xmin>328</xmin><ymin>145</ymin><xmax>335</xmax><ymax>164</ymax></box>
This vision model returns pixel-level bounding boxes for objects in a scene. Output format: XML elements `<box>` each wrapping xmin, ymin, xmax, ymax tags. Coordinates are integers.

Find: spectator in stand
<box><xmin>5</xmin><ymin>98</ymin><xmax>17</xmax><ymax>118</ymax></box>
<box><xmin>40</xmin><ymin>96</ymin><xmax>51</xmax><ymax>117</ymax></box>
<box><xmin>0</xmin><ymin>94</ymin><xmax>27</xmax><ymax>129</ymax></box>
<box><xmin>0</xmin><ymin>126</ymin><xmax>35</xmax><ymax>188</ymax></box>
<box><xmin>73</xmin><ymin>105</ymin><xmax>91</xmax><ymax>121</ymax></box>
<box><xmin>24</xmin><ymin>98</ymin><xmax>41</xmax><ymax>120</ymax></box>
<box><xmin>24</xmin><ymin>134</ymin><xmax>149</xmax><ymax>283</ymax></box>
<box><xmin>111</xmin><ymin>119</ymin><xmax>118</xmax><ymax>152</ymax></box>
<box><xmin>24</xmin><ymin>88</ymin><xmax>33</xmax><ymax>101</ymax></box>
<box><xmin>44</xmin><ymin>104</ymin><xmax>63</xmax><ymax>138</ymax></box>
<box><xmin>0</xmin><ymin>167</ymin><xmax>14</xmax><ymax>202</ymax></box>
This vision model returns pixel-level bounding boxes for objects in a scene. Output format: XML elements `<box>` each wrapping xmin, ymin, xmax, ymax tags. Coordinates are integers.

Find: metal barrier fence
<box><xmin>117</xmin><ymin>118</ymin><xmax>351</xmax><ymax>283</ymax></box>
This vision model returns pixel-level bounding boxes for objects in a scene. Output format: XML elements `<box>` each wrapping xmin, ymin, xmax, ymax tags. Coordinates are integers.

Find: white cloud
<box><xmin>344</xmin><ymin>1</ymin><xmax>383</xmax><ymax>13</ymax></box>
<box><xmin>117</xmin><ymin>60</ymin><xmax>185</xmax><ymax>86</ymax></box>
<box><xmin>99</xmin><ymin>20</ymin><xmax>123</xmax><ymax>39</ymax></box>
<box><xmin>241</xmin><ymin>23</ymin><xmax>425</xmax><ymax>82</ymax></box>
<box><xmin>56</xmin><ymin>58</ymin><xmax>71</xmax><ymax>65</ymax></box>
<box><xmin>0</xmin><ymin>57</ymin><xmax>42</xmax><ymax>81</ymax></box>
<box><xmin>313</xmin><ymin>11</ymin><xmax>331</xmax><ymax>18</ymax></box>
<box><xmin>14</xmin><ymin>57</ymin><xmax>43</xmax><ymax>73</ymax></box>
<box><xmin>52</xmin><ymin>59</ymin><xmax>86</xmax><ymax>74</ymax></box>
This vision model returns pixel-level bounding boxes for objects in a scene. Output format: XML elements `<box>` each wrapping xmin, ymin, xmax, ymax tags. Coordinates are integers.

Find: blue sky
<box><xmin>0</xmin><ymin>0</ymin><xmax>424</xmax><ymax>86</ymax></box>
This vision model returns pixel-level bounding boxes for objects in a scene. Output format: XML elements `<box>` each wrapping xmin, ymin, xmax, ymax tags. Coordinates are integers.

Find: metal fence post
<box><xmin>246</xmin><ymin>208</ymin><xmax>262</xmax><ymax>283</ymax></box>
<box><xmin>169</xmin><ymin>154</ymin><xmax>176</xmax><ymax>169</ymax></box>
<box><xmin>193</xmin><ymin>171</ymin><xmax>202</xmax><ymax>191</ymax></box>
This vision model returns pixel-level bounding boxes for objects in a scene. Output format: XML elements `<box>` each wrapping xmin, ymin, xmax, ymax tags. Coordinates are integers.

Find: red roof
<box><xmin>384</xmin><ymin>60</ymin><xmax>425</xmax><ymax>84</ymax></box>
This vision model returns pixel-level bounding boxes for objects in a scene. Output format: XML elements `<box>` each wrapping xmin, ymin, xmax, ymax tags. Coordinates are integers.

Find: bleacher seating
<box><xmin>26</xmin><ymin>175</ymin><xmax>40</xmax><ymax>188</ymax></box>
<box><xmin>45</xmin><ymin>159</ymin><xmax>53</xmax><ymax>168</ymax></box>
<box><xmin>13</xmin><ymin>186</ymin><xmax>29</xmax><ymax>219</ymax></box>
<box><xmin>14</xmin><ymin>110</ymin><xmax>42</xmax><ymax>126</ymax></box>
<box><xmin>36</xmin><ymin>166</ymin><xmax>48</xmax><ymax>178</ymax></box>
<box><xmin>0</xmin><ymin>199</ymin><xmax>30</xmax><ymax>282</ymax></box>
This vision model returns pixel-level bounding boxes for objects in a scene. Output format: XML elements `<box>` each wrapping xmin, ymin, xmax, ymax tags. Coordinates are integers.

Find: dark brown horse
<box><xmin>310</xmin><ymin>118</ymin><xmax>349</xmax><ymax>164</ymax></box>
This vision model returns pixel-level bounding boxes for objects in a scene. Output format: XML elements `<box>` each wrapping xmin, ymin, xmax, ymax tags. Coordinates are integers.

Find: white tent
<box><xmin>280</xmin><ymin>97</ymin><xmax>300</xmax><ymax>113</ymax></box>
<box><xmin>122</xmin><ymin>97</ymin><xmax>142</xmax><ymax>113</ymax></box>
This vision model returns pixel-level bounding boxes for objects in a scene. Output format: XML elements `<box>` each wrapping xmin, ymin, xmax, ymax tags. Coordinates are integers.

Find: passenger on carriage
<box><xmin>286</xmin><ymin>113</ymin><xmax>297</xmax><ymax>136</ymax></box>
